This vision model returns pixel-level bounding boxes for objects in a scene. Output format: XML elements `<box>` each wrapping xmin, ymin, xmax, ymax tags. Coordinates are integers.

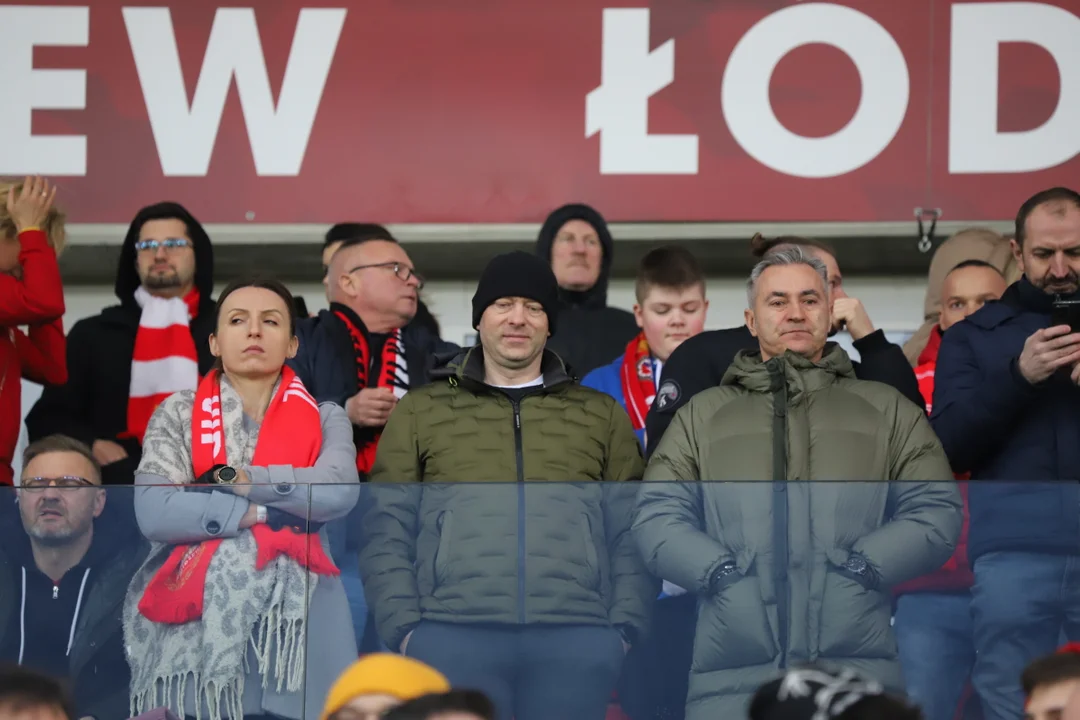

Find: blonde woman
<box><xmin>0</xmin><ymin>176</ymin><xmax>67</xmax><ymax>486</ymax></box>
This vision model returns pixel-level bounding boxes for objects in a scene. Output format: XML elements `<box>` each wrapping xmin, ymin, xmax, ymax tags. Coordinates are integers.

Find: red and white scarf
<box><xmin>334</xmin><ymin>308</ymin><xmax>409</xmax><ymax>472</ymax></box>
<box><xmin>138</xmin><ymin>366</ymin><xmax>339</xmax><ymax>625</ymax></box>
<box><xmin>620</xmin><ymin>333</ymin><xmax>658</xmax><ymax>431</ymax></box>
<box><xmin>127</xmin><ymin>285</ymin><xmax>201</xmax><ymax>443</ymax></box>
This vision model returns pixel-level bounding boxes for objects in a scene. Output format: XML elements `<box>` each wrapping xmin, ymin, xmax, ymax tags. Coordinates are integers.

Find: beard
<box><xmin>1035</xmin><ymin>272</ymin><xmax>1080</xmax><ymax>295</ymax></box>
<box><xmin>26</xmin><ymin>515</ymin><xmax>79</xmax><ymax>546</ymax></box>
<box><xmin>144</xmin><ymin>268</ymin><xmax>182</xmax><ymax>289</ymax></box>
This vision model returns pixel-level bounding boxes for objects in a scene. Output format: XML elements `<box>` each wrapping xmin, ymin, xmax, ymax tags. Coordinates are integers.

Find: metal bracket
<box><xmin>914</xmin><ymin>207</ymin><xmax>942</xmax><ymax>253</ymax></box>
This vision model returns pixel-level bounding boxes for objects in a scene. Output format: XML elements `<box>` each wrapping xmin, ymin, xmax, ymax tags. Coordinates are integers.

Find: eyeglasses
<box><xmin>21</xmin><ymin>476</ymin><xmax>96</xmax><ymax>492</ymax></box>
<box><xmin>134</xmin><ymin>238</ymin><xmax>192</xmax><ymax>253</ymax></box>
<box><xmin>347</xmin><ymin>262</ymin><xmax>425</xmax><ymax>289</ymax></box>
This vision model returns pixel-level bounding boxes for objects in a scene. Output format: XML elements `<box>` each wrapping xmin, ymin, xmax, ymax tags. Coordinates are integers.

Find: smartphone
<box><xmin>1051</xmin><ymin>298</ymin><xmax>1080</xmax><ymax>333</ymax></box>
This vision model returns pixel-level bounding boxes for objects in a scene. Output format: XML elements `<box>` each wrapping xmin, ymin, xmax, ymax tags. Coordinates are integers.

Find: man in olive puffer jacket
<box><xmin>359</xmin><ymin>251</ymin><xmax>654</xmax><ymax>720</ymax></box>
<box><xmin>634</xmin><ymin>247</ymin><xmax>961</xmax><ymax>720</ymax></box>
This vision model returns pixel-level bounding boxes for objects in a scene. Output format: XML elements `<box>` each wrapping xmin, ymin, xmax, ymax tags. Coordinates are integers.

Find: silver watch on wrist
<box><xmin>255</xmin><ymin>506</ymin><xmax>267</xmax><ymax>524</ymax></box>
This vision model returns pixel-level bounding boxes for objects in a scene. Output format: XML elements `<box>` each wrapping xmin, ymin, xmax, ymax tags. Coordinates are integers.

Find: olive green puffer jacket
<box><xmin>634</xmin><ymin>346</ymin><xmax>961</xmax><ymax>720</ymax></box>
<box><xmin>359</xmin><ymin>347</ymin><xmax>654</xmax><ymax>651</ymax></box>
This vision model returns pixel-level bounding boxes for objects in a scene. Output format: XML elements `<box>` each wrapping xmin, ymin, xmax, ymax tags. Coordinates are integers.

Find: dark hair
<box><xmin>22</xmin><ymin>435</ymin><xmax>101</xmax><ymax>484</ymax></box>
<box><xmin>324</xmin><ymin>223</ymin><xmax>396</xmax><ymax>248</ymax></box>
<box><xmin>213</xmin><ymin>276</ymin><xmax>298</xmax><ymax>337</ymax></box>
<box><xmin>382</xmin><ymin>690</ymin><xmax>496</xmax><ymax>720</ymax></box>
<box><xmin>835</xmin><ymin>695</ymin><xmax>925</xmax><ymax>720</ymax></box>
<box><xmin>634</xmin><ymin>245</ymin><xmax>706</xmax><ymax>303</ymax></box>
<box><xmin>1015</xmin><ymin>187</ymin><xmax>1080</xmax><ymax>246</ymax></box>
<box><xmin>1022</xmin><ymin>649</ymin><xmax>1080</xmax><ymax>697</ymax></box>
<box><xmin>750</xmin><ymin>233</ymin><xmax>836</xmax><ymax>260</ymax></box>
<box><xmin>0</xmin><ymin>664</ymin><xmax>75</xmax><ymax>720</ymax></box>
<box><xmin>948</xmin><ymin>259</ymin><xmax>1005</xmax><ymax>276</ymax></box>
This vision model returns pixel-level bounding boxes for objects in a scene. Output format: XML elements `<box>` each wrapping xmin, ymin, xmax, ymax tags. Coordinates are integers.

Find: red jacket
<box><xmin>0</xmin><ymin>229</ymin><xmax>67</xmax><ymax>485</ymax></box>
<box><xmin>895</xmin><ymin>325</ymin><xmax>973</xmax><ymax>594</ymax></box>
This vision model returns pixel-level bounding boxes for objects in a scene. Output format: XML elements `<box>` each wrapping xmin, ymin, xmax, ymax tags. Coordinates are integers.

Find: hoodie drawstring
<box><xmin>17</xmin><ymin>567</ymin><xmax>26</xmax><ymax>664</ymax></box>
<box><xmin>66</xmin><ymin>568</ymin><xmax>90</xmax><ymax>657</ymax></box>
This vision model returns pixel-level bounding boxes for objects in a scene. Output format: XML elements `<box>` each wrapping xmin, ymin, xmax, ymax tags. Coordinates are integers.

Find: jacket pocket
<box><xmin>691</xmin><ymin>562</ymin><xmax>777</xmax><ymax>673</ymax></box>
<box><xmin>433</xmin><ymin>511</ymin><xmax>453</xmax><ymax>587</ymax></box>
<box><xmin>818</xmin><ymin>565</ymin><xmax>894</xmax><ymax>659</ymax></box>
<box><xmin>581</xmin><ymin>514</ymin><xmax>601</xmax><ymax>591</ymax></box>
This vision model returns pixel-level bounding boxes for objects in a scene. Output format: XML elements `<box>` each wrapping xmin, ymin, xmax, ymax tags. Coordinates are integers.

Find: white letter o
<box><xmin>721</xmin><ymin>3</ymin><xmax>910</xmax><ymax>179</ymax></box>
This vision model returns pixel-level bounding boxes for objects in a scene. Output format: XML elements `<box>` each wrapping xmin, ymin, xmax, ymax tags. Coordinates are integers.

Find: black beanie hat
<box><xmin>472</xmin><ymin>251</ymin><xmax>560</xmax><ymax>331</ymax></box>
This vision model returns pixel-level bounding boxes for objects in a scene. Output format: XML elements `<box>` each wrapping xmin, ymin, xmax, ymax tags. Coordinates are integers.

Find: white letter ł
<box><xmin>585</xmin><ymin>9</ymin><xmax>698</xmax><ymax>175</ymax></box>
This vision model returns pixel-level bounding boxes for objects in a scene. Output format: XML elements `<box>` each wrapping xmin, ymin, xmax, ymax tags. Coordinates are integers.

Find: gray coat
<box><xmin>132</xmin><ymin>402</ymin><xmax>360</xmax><ymax>720</ymax></box>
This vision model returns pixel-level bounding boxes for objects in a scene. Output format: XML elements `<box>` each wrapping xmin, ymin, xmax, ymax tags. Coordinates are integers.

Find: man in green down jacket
<box><xmin>359</xmin><ymin>251</ymin><xmax>654</xmax><ymax>720</ymax></box>
<box><xmin>634</xmin><ymin>246</ymin><xmax>961</xmax><ymax>720</ymax></box>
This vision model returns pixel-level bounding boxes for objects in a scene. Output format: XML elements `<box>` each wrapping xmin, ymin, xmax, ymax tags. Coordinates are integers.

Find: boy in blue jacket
<box><xmin>583</xmin><ymin>245</ymin><xmax>707</xmax><ymax>720</ymax></box>
<box><xmin>582</xmin><ymin>245</ymin><xmax>708</xmax><ymax>448</ymax></box>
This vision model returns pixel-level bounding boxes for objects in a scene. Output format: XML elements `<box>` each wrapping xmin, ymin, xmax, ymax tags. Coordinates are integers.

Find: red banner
<box><xmin>3</xmin><ymin>0</ymin><xmax>1078</xmax><ymax>224</ymax></box>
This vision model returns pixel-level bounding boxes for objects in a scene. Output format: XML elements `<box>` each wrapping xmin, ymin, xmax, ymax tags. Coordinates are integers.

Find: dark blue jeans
<box><xmin>405</xmin><ymin>621</ymin><xmax>624</xmax><ymax>720</ymax></box>
<box><xmin>894</xmin><ymin>592</ymin><xmax>975</xmax><ymax>720</ymax></box>
<box><xmin>971</xmin><ymin>551</ymin><xmax>1080</xmax><ymax>720</ymax></box>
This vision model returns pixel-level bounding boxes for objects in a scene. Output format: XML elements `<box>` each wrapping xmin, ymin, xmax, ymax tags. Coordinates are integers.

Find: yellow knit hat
<box><xmin>321</xmin><ymin>654</ymin><xmax>451</xmax><ymax>720</ymax></box>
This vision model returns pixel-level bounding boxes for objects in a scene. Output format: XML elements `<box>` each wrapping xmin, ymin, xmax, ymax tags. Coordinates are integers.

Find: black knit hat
<box><xmin>471</xmin><ymin>251</ymin><xmax>560</xmax><ymax>331</ymax></box>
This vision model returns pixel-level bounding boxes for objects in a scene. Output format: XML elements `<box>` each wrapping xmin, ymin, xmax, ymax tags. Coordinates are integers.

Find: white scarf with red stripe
<box><xmin>127</xmin><ymin>285</ymin><xmax>200</xmax><ymax>443</ymax></box>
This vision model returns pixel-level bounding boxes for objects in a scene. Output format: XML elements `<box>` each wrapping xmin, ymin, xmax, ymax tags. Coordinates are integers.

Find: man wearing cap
<box><xmin>322</xmin><ymin>654</ymin><xmax>450</xmax><ymax>720</ymax></box>
<box><xmin>359</xmin><ymin>251</ymin><xmax>654</xmax><ymax>720</ymax></box>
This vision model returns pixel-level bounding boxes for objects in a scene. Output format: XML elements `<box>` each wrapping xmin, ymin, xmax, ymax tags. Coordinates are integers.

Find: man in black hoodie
<box><xmin>644</xmin><ymin>234</ymin><xmax>923</xmax><ymax>459</ymax></box>
<box><xmin>0</xmin><ymin>435</ymin><xmax>148</xmax><ymax>720</ymax></box>
<box><xmin>536</xmin><ymin>204</ymin><xmax>639</xmax><ymax>377</ymax></box>
<box><xmin>26</xmin><ymin>202</ymin><xmax>216</xmax><ymax>486</ymax></box>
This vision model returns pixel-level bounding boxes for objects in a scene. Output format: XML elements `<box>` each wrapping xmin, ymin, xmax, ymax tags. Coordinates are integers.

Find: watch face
<box><xmin>847</xmin><ymin>556</ymin><xmax>868</xmax><ymax>574</ymax></box>
<box><xmin>218</xmin><ymin>466</ymin><xmax>237</xmax><ymax>483</ymax></box>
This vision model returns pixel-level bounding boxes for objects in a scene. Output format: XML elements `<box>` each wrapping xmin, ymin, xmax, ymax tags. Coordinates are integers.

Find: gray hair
<box><xmin>746</xmin><ymin>245</ymin><xmax>830</xmax><ymax>307</ymax></box>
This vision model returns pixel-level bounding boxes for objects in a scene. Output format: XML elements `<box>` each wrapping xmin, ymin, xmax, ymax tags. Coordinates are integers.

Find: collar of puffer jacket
<box><xmin>431</xmin><ymin>345</ymin><xmax>575</xmax><ymax>392</ymax></box>
<box><xmin>721</xmin><ymin>343</ymin><xmax>856</xmax><ymax>397</ymax></box>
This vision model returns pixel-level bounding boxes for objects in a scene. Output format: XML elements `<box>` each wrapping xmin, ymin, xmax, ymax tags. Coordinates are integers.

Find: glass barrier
<box><xmin>1</xmin><ymin>480</ymin><xmax>1059</xmax><ymax>720</ymax></box>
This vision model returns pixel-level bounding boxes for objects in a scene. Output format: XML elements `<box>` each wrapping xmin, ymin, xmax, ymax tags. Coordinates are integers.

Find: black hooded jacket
<box><xmin>535</xmin><ymin>204</ymin><xmax>639</xmax><ymax>378</ymax></box>
<box><xmin>26</xmin><ymin>203</ymin><xmax>217</xmax><ymax>485</ymax></box>
<box><xmin>0</xmin><ymin>492</ymin><xmax>148</xmax><ymax>720</ymax></box>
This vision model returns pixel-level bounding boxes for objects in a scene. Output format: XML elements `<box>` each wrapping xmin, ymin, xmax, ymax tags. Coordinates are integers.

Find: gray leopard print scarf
<box><xmin>124</xmin><ymin>377</ymin><xmax>313</xmax><ymax>720</ymax></box>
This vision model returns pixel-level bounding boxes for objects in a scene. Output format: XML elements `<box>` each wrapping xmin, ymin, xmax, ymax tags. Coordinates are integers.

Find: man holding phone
<box><xmin>931</xmin><ymin>187</ymin><xmax>1080</xmax><ymax>720</ymax></box>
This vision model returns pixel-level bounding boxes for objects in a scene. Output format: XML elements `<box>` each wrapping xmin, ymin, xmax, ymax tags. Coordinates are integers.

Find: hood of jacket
<box><xmin>535</xmin><ymin>203</ymin><xmax>614</xmax><ymax>310</ymax></box>
<box><xmin>721</xmin><ymin>343</ymin><xmax>857</xmax><ymax>396</ymax></box>
<box><xmin>431</xmin><ymin>345</ymin><xmax>573</xmax><ymax>389</ymax></box>
<box><xmin>114</xmin><ymin>202</ymin><xmax>215</xmax><ymax>306</ymax></box>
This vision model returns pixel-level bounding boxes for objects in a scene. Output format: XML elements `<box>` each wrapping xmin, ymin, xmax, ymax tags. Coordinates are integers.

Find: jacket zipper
<box><xmin>512</xmin><ymin>400</ymin><xmax>526</xmax><ymax>624</ymax></box>
<box><xmin>767</xmin><ymin>360</ymin><xmax>791</xmax><ymax>668</ymax></box>
<box><xmin>52</xmin><ymin>585</ymin><xmax>58</xmax><ymax>600</ymax></box>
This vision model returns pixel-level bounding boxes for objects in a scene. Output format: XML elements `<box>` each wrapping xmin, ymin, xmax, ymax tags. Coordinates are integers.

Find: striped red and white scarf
<box><xmin>126</xmin><ymin>285</ymin><xmax>201</xmax><ymax>443</ymax></box>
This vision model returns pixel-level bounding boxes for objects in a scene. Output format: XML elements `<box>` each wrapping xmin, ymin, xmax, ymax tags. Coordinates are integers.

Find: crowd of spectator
<box><xmin>0</xmin><ymin>176</ymin><xmax>1079</xmax><ymax>720</ymax></box>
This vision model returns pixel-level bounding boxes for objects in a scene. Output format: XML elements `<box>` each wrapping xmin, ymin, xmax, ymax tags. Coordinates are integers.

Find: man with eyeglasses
<box><xmin>27</xmin><ymin>202</ymin><xmax>216</xmax><ymax>486</ymax></box>
<box><xmin>292</xmin><ymin>235</ymin><xmax>452</xmax><ymax>651</ymax></box>
<box><xmin>321</xmin><ymin>224</ymin><xmax>453</xmax><ymax>357</ymax></box>
<box><xmin>293</xmin><ymin>234</ymin><xmax>450</xmax><ymax>472</ymax></box>
<box><xmin>0</xmin><ymin>434</ymin><xmax>148</xmax><ymax>720</ymax></box>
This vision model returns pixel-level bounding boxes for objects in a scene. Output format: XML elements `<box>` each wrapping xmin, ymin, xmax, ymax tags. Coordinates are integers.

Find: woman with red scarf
<box><xmin>125</xmin><ymin>277</ymin><xmax>360</xmax><ymax>720</ymax></box>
